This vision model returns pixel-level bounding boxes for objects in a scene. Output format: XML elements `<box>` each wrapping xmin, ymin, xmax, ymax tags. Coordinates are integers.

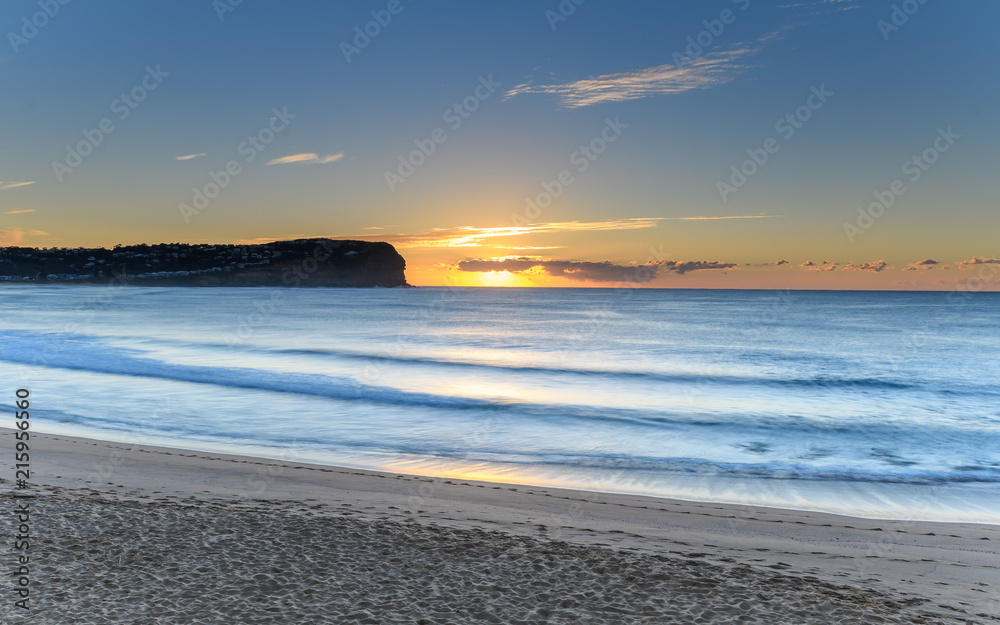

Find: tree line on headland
<box><xmin>0</xmin><ymin>239</ymin><xmax>409</xmax><ymax>288</ymax></box>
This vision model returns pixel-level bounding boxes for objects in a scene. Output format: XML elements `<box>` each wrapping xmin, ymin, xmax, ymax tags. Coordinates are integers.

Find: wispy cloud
<box><xmin>662</xmin><ymin>215</ymin><xmax>780</xmax><ymax>221</ymax></box>
<box><xmin>4</xmin><ymin>209</ymin><xmax>35</xmax><ymax>214</ymax></box>
<box><xmin>819</xmin><ymin>0</ymin><xmax>862</xmax><ymax>10</ymax></box>
<box><xmin>0</xmin><ymin>181</ymin><xmax>36</xmax><ymax>191</ymax></box>
<box><xmin>265</xmin><ymin>152</ymin><xmax>344</xmax><ymax>166</ymax></box>
<box><xmin>506</xmin><ymin>48</ymin><xmax>754</xmax><ymax>108</ymax></box>
<box><xmin>504</xmin><ymin>25</ymin><xmax>798</xmax><ymax>110</ymax></box>
<box><xmin>779</xmin><ymin>0</ymin><xmax>861</xmax><ymax>14</ymax></box>
<box><xmin>0</xmin><ymin>228</ymin><xmax>47</xmax><ymax>245</ymax></box>
<box><xmin>374</xmin><ymin>218</ymin><xmax>662</xmax><ymax>248</ymax></box>
<box><xmin>175</xmin><ymin>153</ymin><xmax>206</xmax><ymax>161</ymax></box>
<box><xmin>0</xmin><ymin>230</ymin><xmax>23</xmax><ymax>245</ymax></box>
<box><xmin>234</xmin><ymin>218</ymin><xmax>662</xmax><ymax>249</ymax></box>
<box><xmin>507</xmin><ymin>8</ymin><xmax>864</xmax><ymax>110</ymax></box>
<box><xmin>456</xmin><ymin>257</ymin><xmax>737</xmax><ymax>283</ymax></box>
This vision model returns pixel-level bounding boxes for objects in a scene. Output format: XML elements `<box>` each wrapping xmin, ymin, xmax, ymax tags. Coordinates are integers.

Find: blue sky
<box><xmin>1</xmin><ymin>0</ymin><xmax>998</xmax><ymax>287</ymax></box>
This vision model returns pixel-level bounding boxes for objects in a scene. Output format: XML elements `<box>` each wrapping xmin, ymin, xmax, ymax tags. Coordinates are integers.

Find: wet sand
<box><xmin>2</xmin><ymin>429</ymin><xmax>998</xmax><ymax>624</ymax></box>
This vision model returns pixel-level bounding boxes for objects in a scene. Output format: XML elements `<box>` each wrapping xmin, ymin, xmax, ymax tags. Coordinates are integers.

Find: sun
<box><xmin>478</xmin><ymin>270</ymin><xmax>522</xmax><ymax>286</ymax></box>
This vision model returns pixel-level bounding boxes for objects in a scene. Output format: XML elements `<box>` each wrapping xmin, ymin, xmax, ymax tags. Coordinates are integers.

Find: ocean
<box><xmin>2</xmin><ymin>285</ymin><xmax>998</xmax><ymax>523</ymax></box>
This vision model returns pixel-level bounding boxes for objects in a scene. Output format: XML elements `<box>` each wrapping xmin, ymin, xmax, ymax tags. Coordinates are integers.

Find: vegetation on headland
<box><xmin>0</xmin><ymin>239</ymin><xmax>409</xmax><ymax>287</ymax></box>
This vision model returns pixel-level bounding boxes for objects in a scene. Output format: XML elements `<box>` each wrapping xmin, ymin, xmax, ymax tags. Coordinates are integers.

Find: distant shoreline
<box><xmin>0</xmin><ymin>238</ymin><xmax>410</xmax><ymax>288</ymax></box>
<box><xmin>0</xmin><ymin>281</ymin><xmax>417</xmax><ymax>288</ymax></box>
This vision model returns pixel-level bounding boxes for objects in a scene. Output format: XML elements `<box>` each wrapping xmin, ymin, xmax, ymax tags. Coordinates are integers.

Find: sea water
<box><xmin>1</xmin><ymin>286</ymin><xmax>998</xmax><ymax>523</ymax></box>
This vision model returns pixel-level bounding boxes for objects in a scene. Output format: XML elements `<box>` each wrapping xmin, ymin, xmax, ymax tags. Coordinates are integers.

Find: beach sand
<box><xmin>2</xmin><ymin>429</ymin><xmax>998</xmax><ymax>624</ymax></box>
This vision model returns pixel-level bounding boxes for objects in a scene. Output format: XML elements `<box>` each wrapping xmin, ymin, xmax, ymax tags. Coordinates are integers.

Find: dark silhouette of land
<box><xmin>0</xmin><ymin>239</ymin><xmax>408</xmax><ymax>287</ymax></box>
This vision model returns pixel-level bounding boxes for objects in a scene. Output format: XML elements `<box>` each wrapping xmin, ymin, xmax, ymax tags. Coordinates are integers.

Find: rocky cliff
<box><xmin>0</xmin><ymin>239</ymin><xmax>409</xmax><ymax>288</ymax></box>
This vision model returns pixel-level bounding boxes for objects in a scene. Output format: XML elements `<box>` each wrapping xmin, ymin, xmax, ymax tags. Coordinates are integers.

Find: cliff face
<box><xmin>0</xmin><ymin>239</ymin><xmax>409</xmax><ymax>288</ymax></box>
<box><xmin>207</xmin><ymin>239</ymin><xmax>409</xmax><ymax>288</ymax></box>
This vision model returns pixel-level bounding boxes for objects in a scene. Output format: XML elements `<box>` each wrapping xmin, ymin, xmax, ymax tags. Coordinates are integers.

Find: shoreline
<box><xmin>3</xmin><ymin>428</ymin><xmax>999</xmax><ymax>622</ymax></box>
<box><xmin>16</xmin><ymin>426</ymin><xmax>999</xmax><ymax>526</ymax></box>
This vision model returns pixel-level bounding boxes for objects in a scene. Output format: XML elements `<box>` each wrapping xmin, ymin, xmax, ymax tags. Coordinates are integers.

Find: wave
<box><xmin>278</xmin><ymin>346</ymin><xmax>920</xmax><ymax>390</ymax></box>
<box><xmin>0</xmin><ymin>340</ymin><xmax>847</xmax><ymax>430</ymax></box>
<box><xmin>4</xmin><ymin>331</ymin><xmax>999</xmax><ymax>434</ymax></box>
<box><xmin>0</xmin><ymin>331</ymin><xmax>495</xmax><ymax>411</ymax></box>
<box><xmin>54</xmin><ymin>331</ymin><xmax>925</xmax><ymax>392</ymax></box>
<box><xmin>38</xmin><ymin>402</ymin><xmax>1000</xmax><ymax>486</ymax></box>
<box><xmin>460</xmin><ymin>452</ymin><xmax>1000</xmax><ymax>485</ymax></box>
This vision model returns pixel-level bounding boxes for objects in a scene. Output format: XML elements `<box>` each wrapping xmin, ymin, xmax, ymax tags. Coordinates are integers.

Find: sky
<box><xmin>1</xmin><ymin>0</ymin><xmax>998</xmax><ymax>289</ymax></box>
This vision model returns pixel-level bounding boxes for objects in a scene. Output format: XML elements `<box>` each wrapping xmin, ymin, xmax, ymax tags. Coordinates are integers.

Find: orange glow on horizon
<box><xmin>476</xmin><ymin>270</ymin><xmax>524</xmax><ymax>287</ymax></box>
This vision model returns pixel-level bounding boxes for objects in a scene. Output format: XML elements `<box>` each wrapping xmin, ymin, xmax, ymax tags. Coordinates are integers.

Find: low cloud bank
<box><xmin>456</xmin><ymin>257</ymin><xmax>737</xmax><ymax>283</ymax></box>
